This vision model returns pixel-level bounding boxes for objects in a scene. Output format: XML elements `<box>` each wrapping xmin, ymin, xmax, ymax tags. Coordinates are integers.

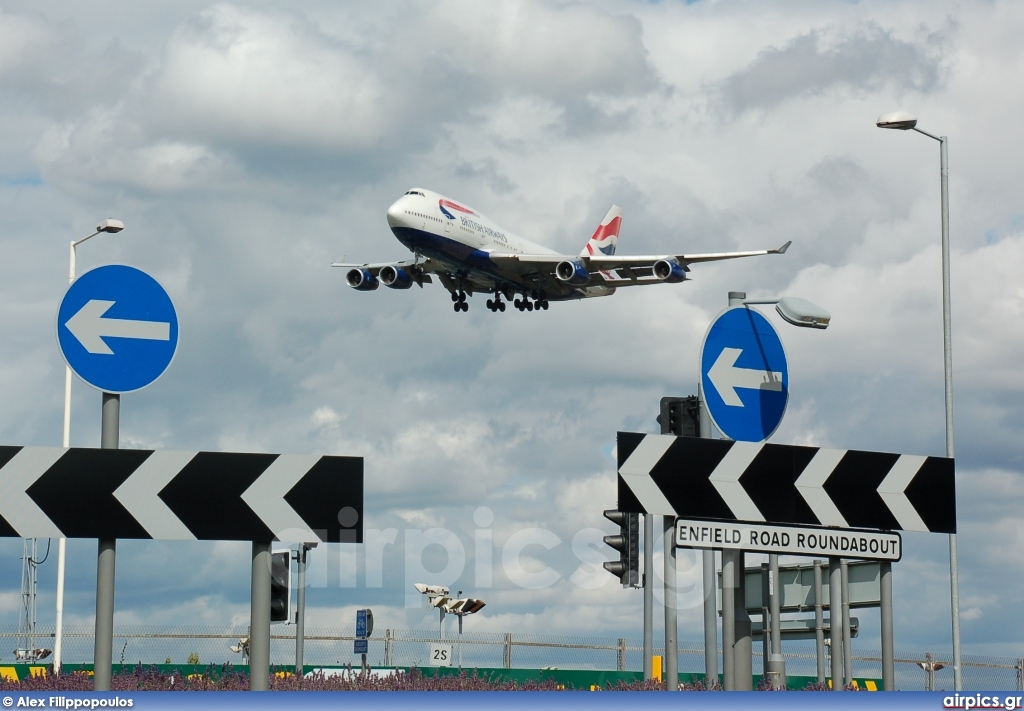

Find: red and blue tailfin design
<box><xmin>580</xmin><ymin>206</ymin><xmax>622</xmax><ymax>257</ymax></box>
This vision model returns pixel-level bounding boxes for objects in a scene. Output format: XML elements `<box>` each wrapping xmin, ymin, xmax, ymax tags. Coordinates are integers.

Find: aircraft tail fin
<box><xmin>580</xmin><ymin>205</ymin><xmax>622</xmax><ymax>257</ymax></box>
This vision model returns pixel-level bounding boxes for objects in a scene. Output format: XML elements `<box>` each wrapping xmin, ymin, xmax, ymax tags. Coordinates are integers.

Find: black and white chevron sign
<box><xmin>617</xmin><ymin>432</ymin><xmax>955</xmax><ymax>534</ymax></box>
<box><xmin>0</xmin><ymin>446</ymin><xmax>362</xmax><ymax>542</ymax></box>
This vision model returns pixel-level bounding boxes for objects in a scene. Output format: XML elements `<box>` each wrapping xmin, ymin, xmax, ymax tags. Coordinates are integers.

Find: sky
<box><xmin>1</xmin><ymin>0</ymin><xmax>1023</xmax><ymax>672</ymax></box>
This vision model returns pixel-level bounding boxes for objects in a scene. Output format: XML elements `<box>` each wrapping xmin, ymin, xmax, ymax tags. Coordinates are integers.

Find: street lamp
<box><xmin>876</xmin><ymin>110</ymin><xmax>962</xmax><ymax>691</ymax></box>
<box><xmin>53</xmin><ymin>218</ymin><xmax>124</xmax><ymax>674</ymax></box>
<box><xmin>740</xmin><ymin>296</ymin><xmax>831</xmax><ymax>330</ymax></box>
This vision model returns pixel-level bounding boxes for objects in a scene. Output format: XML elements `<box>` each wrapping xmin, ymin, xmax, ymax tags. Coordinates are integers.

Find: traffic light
<box><xmin>270</xmin><ymin>550</ymin><xmax>291</xmax><ymax>623</ymax></box>
<box><xmin>657</xmin><ymin>396</ymin><xmax>700</xmax><ymax>437</ymax></box>
<box><xmin>602</xmin><ymin>509</ymin><xmax>639</xmax><ymax>587</ymax></box>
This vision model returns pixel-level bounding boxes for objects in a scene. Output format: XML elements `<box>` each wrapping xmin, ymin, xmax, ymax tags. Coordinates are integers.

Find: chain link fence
<box><xmin>2</xmin><ymin>625</ymin><xmax>1020</xmax><ymax>690</ymax></box>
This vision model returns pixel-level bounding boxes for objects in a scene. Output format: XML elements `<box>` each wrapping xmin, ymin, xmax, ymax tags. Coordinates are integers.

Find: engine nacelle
<box><xmin>555</xmin><ymin>259</ymin><xmax>590</xmax><ymax>285</ymax></box>
<box><xmin>346</xmin><ymin>267</ymin><xmax>379</xmax><ymax>291</ymax></box>
<box><xmin>379</xmin><ymin>265</ymin><xmax>413</xmax><ymax>289</ymax></box>
<box><xmin>653</xmin><ymin>258</ymin><xmax>687</xmax><ymax>283</ymax></box>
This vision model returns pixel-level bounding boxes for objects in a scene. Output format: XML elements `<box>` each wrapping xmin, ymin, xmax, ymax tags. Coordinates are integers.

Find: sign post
<box><xmin>618</xmin><ymin>431</ymin><xmax>955</xmax><ymax>690</ymax></box>
<box><xmin>56</xmin><ymin>264</ymin><xmax>179</xmax><ymax>691</ymax></box>
<box><xmin>355</xmin><ymin>609</ymin><xmax>373</xmax><ymax>672</ymax></box>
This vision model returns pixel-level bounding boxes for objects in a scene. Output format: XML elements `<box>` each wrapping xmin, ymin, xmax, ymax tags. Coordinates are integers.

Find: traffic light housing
<box><xmin>602</xmin><ymin>509</ymin><xmax>639</xmax><ymax>587</ymax></box>
<box><xmin>270</xmin><ymin>550</ymin><xmax>291</xmax><ymax>623</ymax></box>
<box><xmin>657</xmin><ymin>396</ymin><xmax>700</xmax><ymax>437</ymax></box>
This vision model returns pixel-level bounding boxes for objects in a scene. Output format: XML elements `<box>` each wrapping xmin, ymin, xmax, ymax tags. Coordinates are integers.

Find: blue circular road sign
<box><xmin>700</xmin><ymin>306</ymin><xmax>788</xmax><ymax>442</ymax></box>
<box><xmin>56</xmin><ymin>264</ymin><xmax>179</xmax><ymax>393</ymax></box>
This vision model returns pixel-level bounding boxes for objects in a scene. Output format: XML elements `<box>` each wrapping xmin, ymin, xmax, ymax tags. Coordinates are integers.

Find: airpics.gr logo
<box><xmin>439</xmin><ymin>199</ymin><xmax>475</xmax><ymax>220</ymax></box>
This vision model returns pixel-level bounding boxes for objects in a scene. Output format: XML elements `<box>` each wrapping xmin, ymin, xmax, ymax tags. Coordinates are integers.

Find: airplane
<box><xmin>333</xmin><ymin>188</ymin><xmax>790</xmax><ymax>313</ymax></box>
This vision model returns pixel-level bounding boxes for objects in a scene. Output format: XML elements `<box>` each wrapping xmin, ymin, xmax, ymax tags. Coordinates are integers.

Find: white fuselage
<box><xmin>385</xmin><ymin>188</ymin><xmax>596</xmax><ymax>300</ymax></box>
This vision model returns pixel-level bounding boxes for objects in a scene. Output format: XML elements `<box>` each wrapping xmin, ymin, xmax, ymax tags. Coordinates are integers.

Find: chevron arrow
<box><xmin>617</xmin><ymin>433</ymin><xmax>955</xmax><ymax>534</ymax></box>
<box><xmin>0</xmin><ymin>446</ymin><xmax>363</xmax><ymax>541</ymax></box>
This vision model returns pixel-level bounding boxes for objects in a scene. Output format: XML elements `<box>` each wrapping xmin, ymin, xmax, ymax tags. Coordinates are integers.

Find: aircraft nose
<box><xmin>386</xmin><ymin>198</ymin><xmax>405</xmax><ymax>228</ymax></box>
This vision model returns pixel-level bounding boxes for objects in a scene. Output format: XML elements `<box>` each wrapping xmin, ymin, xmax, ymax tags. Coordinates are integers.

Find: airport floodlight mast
<box><xmin>876</xmin><ymin>110</ymin><xmax>961</xmax><ymax>691</ymax></box>
<box><xmin>414</xmin><ymin>583</ymin><xmax>485</xmax><ymax>666</ymax></box>
<box><xmin>446</xmin><ymin>590</ymin><xmax>486</xmax><ymax>668</ymax></box>
<box><xmin>54</xmin><ymin>218</ymin><xmax>124</xmax><ymax>674</ymax></box>
<box><xmin>414</xmin><ymin>583</ymin><xmax>451</xmax><ymax>635</ymax></box>
<box><xmin>229</xmin><ymin>634</ymin><xmax>251</xmax><ymax>664</ymax></box>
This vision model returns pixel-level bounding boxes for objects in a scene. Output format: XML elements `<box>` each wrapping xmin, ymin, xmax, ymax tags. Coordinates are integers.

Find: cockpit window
<box><xmin>404</xmin><ymin>190</ymin><xmax>425</xmax><ymax>197</ymax></box>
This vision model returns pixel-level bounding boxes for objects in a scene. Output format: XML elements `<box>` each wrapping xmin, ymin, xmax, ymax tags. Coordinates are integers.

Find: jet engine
<box><xmin>555</xmin><ymin>259</ymin><xmax>590</xmax><ymax>285</ymax></box>
<box><xmin>346</xmin><ymin>267</ymin><xmax>379</xmax><ymax>291</ymax></box>
<box><xmin>653</xmin><ymin>259</ymin><xmax>687</xmax><ymax>283</ymax></box>
<box><xmin>379</xmin><ymin>265</ymin><xmax>413</xmax><ymax>289</ymax></box>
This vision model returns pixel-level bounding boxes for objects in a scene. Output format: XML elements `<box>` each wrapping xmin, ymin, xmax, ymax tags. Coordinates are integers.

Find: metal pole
<box><xmin>829</xmin><ymin>558</ymin><xmax>843</xmax><ymax>690</ymax></box>
<box><xmin>768</xmin><ymin>554</ymin><xmax>785</xmax><ymax>688</ymax></box>
<box><xmin>760</xmin><ymin>563</ymin><xmax>769</xmax><ymax>683</ymax></box>
<box><xmin>93</xmin><ymin>393</ymin><xmax>119</xmax><ymax>691</ymax></box>
<box><xmin>663</xmin><ymin>517</ymin><xmax>678</xmax><ymax>691</ymax></box>
<box><xmin>880</xmin><ymin>560</ymin><xmax>894</xmax><ymax>690</ymax></box>
<box><xmin>769</xmin><ymin>555</ymin><xmax>781</xmax><ymax>656</ymax></box>
<box><xmin>703</xmin><ymin>550</ymin><xmax>718</xmax><ymax>686</ymax></box>
<box><xmin>814</xmin><ymin>560</ymin><xmax>825</xmax><ymax>684</ymax></box>
<box><xmin>250</xmin><ymin>542</ymin><xmax>271</xmax><ymax>691</ymax></box>
<box><xmin>643</xmin><ymin>513</ymin><xmax>653</xmax><ymax>680</ymax></box>
<box><xmin>734</xmin><ymin>552</ymin><xmax>752</xmax><ymax>690</ymax></box>
<box><xmin>295</xmin><ymin>545</ymin><xmax>307</xmax><ymax>680</ymax></box>
<box><xmin>722</xmin><ymin>550</ymin><xmax>735</xmax><ymax>690</ymax></box>
<box><xmin>56</xmin><ymin>239</ymin><xmax>80</xmax><ymax>675</ymax></box>
<box><xmin>940</xmin><ymin>136</ymin><xmax>963</xmax><ymax>692</ymax></box>
<box><xmin>725</xmin><ymin>291</ymin><xmax>751</xmax><ymax>691</ymax></box>
<box><xmin>698</xmin><ymin>385</ymin><xmax>718</xmax><ymax>686</ymax></box>
<box><xmin>841</xmin><ymin>560</ymin><xmax>853</xmax><ymax>685</ymax></box>
<box><xmin>910</xmin><ymin>126</ymin><xmax>961</xmax><ymax>691</ymax></box>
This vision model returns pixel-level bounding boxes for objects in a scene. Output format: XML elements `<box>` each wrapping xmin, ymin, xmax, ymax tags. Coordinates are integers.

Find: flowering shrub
<box><xmin>0</xmin><ymin>666</ymin><xmax>832</xmax><ymax>691</ymax></box>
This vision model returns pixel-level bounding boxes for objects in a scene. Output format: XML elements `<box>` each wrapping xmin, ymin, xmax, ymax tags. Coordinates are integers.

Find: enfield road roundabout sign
<box><xmin>57</xmin><ymin>264</ymin><xmax>179</xmax><ymax>394</ymax></box>
<box><xmin>675</xmin><ymin>519</ymin><xmax>902</xmax><ymax>561</ymax></box>
<box><xmin>700</xmin><ymin>306</ymin><xmax>788</xmax><ymax>442</ymax></box>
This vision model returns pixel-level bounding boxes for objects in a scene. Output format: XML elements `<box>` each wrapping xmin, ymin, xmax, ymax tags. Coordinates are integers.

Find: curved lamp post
<box><xmin>54</xmin><ymin>218</ymin><xmax>124</xmax><ymax>673</ymax></box>
<box><xmin>877</xmin><ymin>110</ymin><xmax>961</xmax><ymax>691</ymax></box>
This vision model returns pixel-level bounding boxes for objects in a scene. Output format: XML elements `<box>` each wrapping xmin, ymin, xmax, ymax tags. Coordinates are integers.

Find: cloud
<box><xmin>716</xmin><ymin>22</ymin><xmax>948</xmax><ymax>115</ymax></box>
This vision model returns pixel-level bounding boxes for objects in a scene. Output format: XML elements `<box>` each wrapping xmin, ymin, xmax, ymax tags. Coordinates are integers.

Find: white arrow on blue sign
<box><xmin>56</xmin><ymin>264</ymin><xmax>179</xmax><ymax>394</ymax></box>
<box><xmin>700</xmin><ymin>306</ymin><xmax>788</xmax><ymax>442</ymax></box>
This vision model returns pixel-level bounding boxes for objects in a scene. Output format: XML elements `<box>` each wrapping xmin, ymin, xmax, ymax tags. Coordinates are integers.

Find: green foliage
<box><xmin>186</xmin><ymin>653</ymin><xmax>200</xmax><ymax>665</ymax></box>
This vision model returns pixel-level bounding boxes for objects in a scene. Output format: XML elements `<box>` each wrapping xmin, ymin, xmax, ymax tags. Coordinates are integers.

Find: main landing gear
<box><xmin>450</xmin><ymin>289</ymin><xmax>548</xmax><ymax>313</ymax></box>
<box><xmin>451</xmin><ymin>290</ymin><xmax>469</xmax><ymax>312</ymax></box>
<box><xmin>513</xmin><ymin>290</ymin><xmax>549</xmax><ymax>312</ymax></box>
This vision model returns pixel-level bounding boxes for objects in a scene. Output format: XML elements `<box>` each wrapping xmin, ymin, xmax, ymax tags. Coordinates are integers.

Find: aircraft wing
<box><xmin>489</xmin><ymin>240</ymin><xmax>791</xmax><ymax>286</ymax></box>
<box><xmin>589</xmin><ymin>240</ymin><xmax>791</xmax><ymax>268</ymax></box>
<box><xmin>331</xmin><ymin>257</ymin><xmax>423</xmax><ymax>274</ymax></box>
<box><xmin>507</xmin><ymin>240</ymin><xmax>790</xmax><ymax>269</ymax></box>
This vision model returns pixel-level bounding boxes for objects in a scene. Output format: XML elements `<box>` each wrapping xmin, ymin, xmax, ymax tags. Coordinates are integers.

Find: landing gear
<box><xmin>452</xmin><ymin>290</ymin><xmax>469</xmax><ymax>312</ymax></box>
<box><xmin>486</xmin><ymin>296</ymin><xmax>506</xmax><ymax>312</ymax></box>
<box><xmin>514</xmin><ymin>294</ymin><xmax>548</xmax><ymax>311</ymax></box>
